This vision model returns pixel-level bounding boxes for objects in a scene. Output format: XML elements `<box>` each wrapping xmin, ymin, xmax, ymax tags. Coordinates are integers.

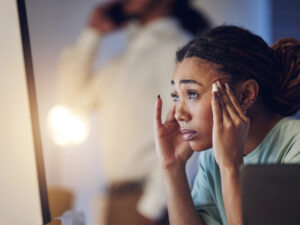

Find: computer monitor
<box><xmin>0</xmin><ymin>0</ymin><xmax>51</xmax><ymax>224</ymax></box>
<box><xmin>241</xmin><ymin>164</ymin><xmax>300</xmax><ymax>225</ymax></box>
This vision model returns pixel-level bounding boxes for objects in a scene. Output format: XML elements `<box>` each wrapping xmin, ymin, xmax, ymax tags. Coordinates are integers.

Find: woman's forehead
<box><xmin>173</xmin><ymin>57</ymin><xmax>224</xmax><ymax>84</ymax></box>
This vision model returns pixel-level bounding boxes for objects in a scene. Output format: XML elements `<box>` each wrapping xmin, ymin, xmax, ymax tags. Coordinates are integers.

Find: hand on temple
<box><xmin>211</xmin><ymin>81</ymin><xmax>250</xmax><ymax>170</ymax></box>
<box><xmin>154</xmin><ymin>96</ymin><xmax>193</xmax><ymax>170</ymax></box>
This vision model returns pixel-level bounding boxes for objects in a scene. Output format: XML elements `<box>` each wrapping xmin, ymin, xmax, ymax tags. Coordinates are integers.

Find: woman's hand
<box><xmin>88</xmin><ymin>1</ymin><xmax>126</xmax><ymax>34</ymax></box>
<box><xmin>154</xmin><ymin>96</ymin><xmax>193</xmax><ymax>169</ymax></box>
<box><xmin>211</xmin><ymin>81</ymin><xmax>250</xmax><ymax>225</ymax></box>
<box><xmin>211</xmin><ymin>81</ymin><xmax>250</xmax><ymax>170</ymax></box>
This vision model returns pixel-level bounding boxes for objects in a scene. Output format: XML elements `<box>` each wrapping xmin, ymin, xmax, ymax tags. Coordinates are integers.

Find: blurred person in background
<box><xmin>58</xmin><ymin>0</ymin><xmax>210</xmax><ymax>224</ymax></box>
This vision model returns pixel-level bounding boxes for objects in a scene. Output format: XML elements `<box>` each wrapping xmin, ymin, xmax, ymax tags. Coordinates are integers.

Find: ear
<box><xmin>236</xmin><ymin>79</ymin><xmax>259</xmax><ymax>110</ymax></box>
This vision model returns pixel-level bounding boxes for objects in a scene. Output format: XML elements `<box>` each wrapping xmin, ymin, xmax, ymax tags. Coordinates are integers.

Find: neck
<box><xmin>243</xmin><ymin>106</ymin><xmax>283</xmax><ymax>156</ymax></box>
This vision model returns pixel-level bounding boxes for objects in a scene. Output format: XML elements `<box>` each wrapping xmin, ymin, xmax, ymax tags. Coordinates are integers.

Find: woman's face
<box><xmin>171</xmin><ymin>57</ymin><xmax>228</xmax><ymax>151</ymax></box>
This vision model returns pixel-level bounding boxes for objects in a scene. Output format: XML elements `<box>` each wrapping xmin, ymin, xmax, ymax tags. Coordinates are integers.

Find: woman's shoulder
<box><xmin>278</xmin><ymin>117</ymin><xmax>300</xmax><ymax>136</ymax></box>
<box><xmin>277</xmin><ymin>117</ymin><xmax>300</xmax><ymax>163</ymax></box>
<box><xmin>281</xmin><ymin>116</ymin><xmax>300</xmax><ymax>124</ymax></box>
<box><xmin>267</xmin><ymin>117</ymin><xmax>300</xmax><ymax>151</ymax></box>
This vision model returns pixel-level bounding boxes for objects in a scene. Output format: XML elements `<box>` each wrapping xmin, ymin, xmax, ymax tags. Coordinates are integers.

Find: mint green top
<box><xmin>191</xmin><ymin>117</ymin><xmax>300</xmax><ymax>225</ymax></box>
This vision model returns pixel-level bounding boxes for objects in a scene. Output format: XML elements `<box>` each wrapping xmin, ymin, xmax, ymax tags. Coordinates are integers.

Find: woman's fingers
<box><xmin>155</xmin><ymin>95</ymin><xmax>176</xmax><ymax>130</ymax></box>
<box><xmin>217</xmin><ymin>81</ymin><xmax>243</xmax><ymax>124</ymax></box>
<box><xmin>224</xmin><ymin>83</ymin><xmax>248</xmax><ymax>122</ymax></box>
<box><xmin>155</xmin><ymin>95</ymin><xmax>163</xmax><ymax>129</ymax></box>
<box><xmin>211</xmin><ymin>85</ymin><xmax>222</xmax><ymax>129</ymax></box>
<box><xmin>216</xmin><ymin>81</ymin><xmax>232</xmax><ymax>124</ymax></box>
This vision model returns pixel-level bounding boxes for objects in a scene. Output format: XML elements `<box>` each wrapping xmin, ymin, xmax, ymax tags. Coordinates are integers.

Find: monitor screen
<box><xmin>0</xmin><ymin>0</ymin><xmax>51</xmax><ymax>224</ymax></box>
<box><xmin>241</xmin><ymin>164</ymin><xmax>300</xmax><ymax>224</ymax></box>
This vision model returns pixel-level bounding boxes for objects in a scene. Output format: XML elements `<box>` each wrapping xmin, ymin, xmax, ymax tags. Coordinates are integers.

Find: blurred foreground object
<box><xmin>58</xmin><ymin>210</ymin><xmax>85</xmax><ymax>225</ymax></box>
<box><xmin>48</xmin><ymin>187</ymin><xmax>74</xmax><ymax>225</ymax></box>
<box><xmin>48</xmin><ymin>105</ymin><xmax>89</xmax><ymax>146</ymax></box>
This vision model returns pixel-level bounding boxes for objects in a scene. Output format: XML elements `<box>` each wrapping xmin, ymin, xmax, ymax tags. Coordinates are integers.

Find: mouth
<box><xmin>180</xmin><ymin>128</ymin><xmax>198</xmax><ymax>141</ymax></box>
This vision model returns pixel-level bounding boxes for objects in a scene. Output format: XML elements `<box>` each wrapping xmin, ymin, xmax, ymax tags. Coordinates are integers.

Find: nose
<box><xmin>175</xmin><ymin>101</ymin><xmax>191</xmax><ymax>123</ymax></box>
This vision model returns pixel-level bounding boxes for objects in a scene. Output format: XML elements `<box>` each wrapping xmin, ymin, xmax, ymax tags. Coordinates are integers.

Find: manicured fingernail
<box><xmin>212</xmin><ymin>83</ymin><xmax>219</xmax><ymax>92</ymax></box>
<box><xmin>157</xmin><ymin>94</ymin><xmax>160</xmax><ymax>99</ymax></box>
<box><xmin>225</xmin><ymin>82</ymin><xmax>232</xmax><ymax>91</ymax></box>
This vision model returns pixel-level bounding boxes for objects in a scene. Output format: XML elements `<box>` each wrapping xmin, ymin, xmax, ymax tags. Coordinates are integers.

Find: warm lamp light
<box><xmin>47</xmin><ymin>105</ymin><xmax>89</xmax><ymax>146</ymax></box>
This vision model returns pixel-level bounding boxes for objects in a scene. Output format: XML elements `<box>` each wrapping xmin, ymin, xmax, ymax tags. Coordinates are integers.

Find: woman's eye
<box><xmin>171</xmin><ymin>93</ymin><xmax>179</xmax><ymax>102</ymax></box>
<box><xmin>188</xmin><ymin>91</ymin><xmax>199</xmax><ymax>99</ymax></box>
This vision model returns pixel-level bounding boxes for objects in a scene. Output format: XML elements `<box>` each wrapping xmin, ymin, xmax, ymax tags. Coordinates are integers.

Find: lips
<box><xmin>180</xmin><ymin>128</ymin><xmax>198</xmax><ymax>141</ymax></box>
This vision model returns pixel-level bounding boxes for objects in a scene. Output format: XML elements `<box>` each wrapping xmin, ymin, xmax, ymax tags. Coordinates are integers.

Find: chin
<box><xmin>189</xmin><ymin>139</ymin><xmax>212</xmax><ymax>152</ymax></box>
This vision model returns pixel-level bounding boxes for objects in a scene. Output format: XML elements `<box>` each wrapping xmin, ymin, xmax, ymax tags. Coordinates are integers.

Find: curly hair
<box><xmin>176</xmin><ymin>25</ymin><xmax>300</xmax><ymax>116</ymax></box>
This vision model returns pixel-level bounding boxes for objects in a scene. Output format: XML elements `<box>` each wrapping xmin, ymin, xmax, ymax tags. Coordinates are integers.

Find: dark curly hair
<box><xmin>176</xmin><ymin>25</ymin><xmax>300</xmax><ymax>116</ymax></box>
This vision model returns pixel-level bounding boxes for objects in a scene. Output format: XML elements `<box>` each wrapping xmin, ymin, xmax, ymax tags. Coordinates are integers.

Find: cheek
<box><xmin>190</xmin><ymin>100</ymin><xmax>213</xmax><ymax>151</ymax></box>
<box><xmin>194</xmin><ymin>100</ymin><xmax>213</xmax><ymax>131</ymax></box>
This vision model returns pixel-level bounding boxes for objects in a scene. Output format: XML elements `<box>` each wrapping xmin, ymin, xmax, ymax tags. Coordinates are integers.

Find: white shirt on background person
<box><xmin>58</xmin><ymin>17</ymin><xmax>191</xmax><ymax>219</ymax></box>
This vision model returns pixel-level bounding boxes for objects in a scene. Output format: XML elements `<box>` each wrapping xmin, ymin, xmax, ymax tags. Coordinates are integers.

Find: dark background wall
<box><xmin>272</xmin><ymin>0</ymin><xmax>300</xmax><ymax>43</ymax></box>
<box><xmin>271</xmin><ymin>0</ymin><xmax>300</xmax><ymax>118</ymax></box>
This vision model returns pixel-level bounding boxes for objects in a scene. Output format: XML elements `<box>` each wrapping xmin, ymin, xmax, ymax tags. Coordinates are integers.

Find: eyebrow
<box><xmin>171</xmin><ymin>79</ymin><xmax>203</xmax><ymax>86</ymax></box>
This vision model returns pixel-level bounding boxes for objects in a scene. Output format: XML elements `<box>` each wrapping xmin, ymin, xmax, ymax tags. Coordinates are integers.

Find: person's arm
<box><xmin>155</xmin><ymin>97</ymin><xmax>204</xmax><ymax>225</ymax></box>
<box><xmin>58</xmin><ymin>3</ymin><xmax>124</xmax><ymax>111</ymax></box>
<box><xmin>163</xmin><ymin>163</ymin><xmax>205</xmax><ymax>225</ymax></box>
<box><xmin>58</xmin><ymin>27</ymin><xmax>102</xmax><ymax>111</ymax></box>
<box><xmin>211</xmin><ymin>81</ymin><xmax>250</xmax><ymax>225</ymax></box>
<box><xmin>219</xmin><ymin>166</ymin><xmax>242</xmax><ymax>225</ymax></box>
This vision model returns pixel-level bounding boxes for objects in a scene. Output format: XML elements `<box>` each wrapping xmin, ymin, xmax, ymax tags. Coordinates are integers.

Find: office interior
<box><xmin>1</xmin><ymin>0</ymin><xmax>300</xmax><ymax>224</ymax></box>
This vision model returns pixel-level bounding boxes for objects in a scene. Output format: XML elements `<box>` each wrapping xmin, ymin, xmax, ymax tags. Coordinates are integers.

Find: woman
<box><xmin>154</xmin><ymin>25</ymin><xmax>300</xmax><ymax>225</ymax></box>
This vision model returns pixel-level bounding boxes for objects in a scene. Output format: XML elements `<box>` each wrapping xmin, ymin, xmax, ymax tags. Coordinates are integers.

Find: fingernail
<box><xmin>225</xmin><ymin>82</ymin><xmax>232</xmax><ymax>91</ymax></box>
<box><xmin>157</xmin><ymin>94</ymin><xmax>160</xmax><ymax>99</ymax></box>
<box><xmin>212</xmin><ymin>83</ymin><xmax>219</xmax><ymax>92</ymax></box>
